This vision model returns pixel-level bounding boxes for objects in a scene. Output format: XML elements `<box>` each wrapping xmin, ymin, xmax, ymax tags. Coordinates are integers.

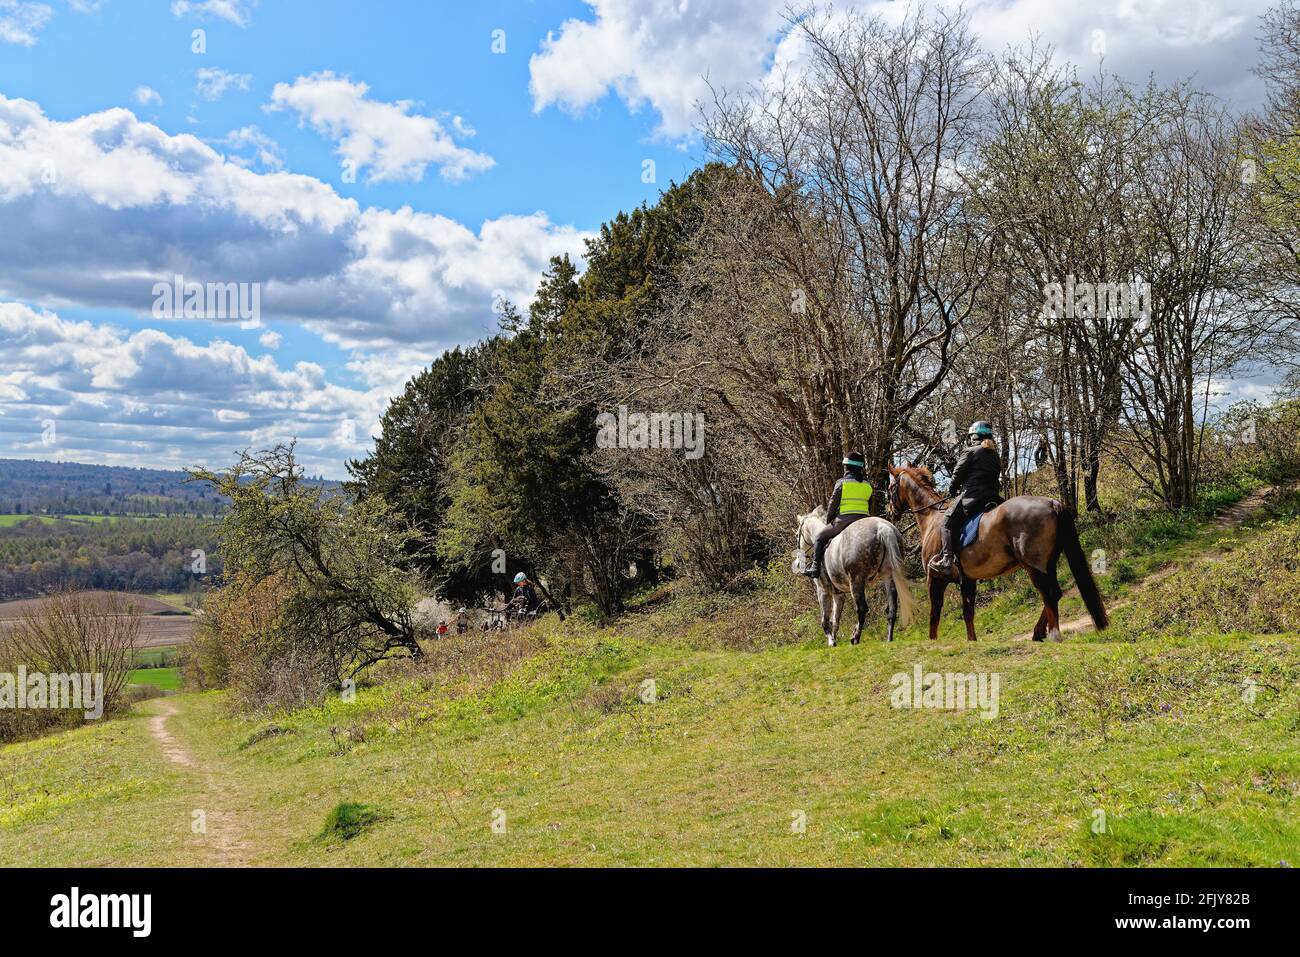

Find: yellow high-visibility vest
<box><xmin>839</xmin><ymin>480</ymin><xmax>873</xmax><ymax>516</ymax></box>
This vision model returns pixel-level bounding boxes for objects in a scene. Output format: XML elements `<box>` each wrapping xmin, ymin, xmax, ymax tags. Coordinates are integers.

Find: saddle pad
<box><xmin>960</xmin><ymin>511</ymin><xmax>984</xmax><ymax>549</ymax></box>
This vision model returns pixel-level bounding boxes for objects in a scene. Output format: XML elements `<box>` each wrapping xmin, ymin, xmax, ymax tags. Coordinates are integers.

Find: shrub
<box><xmin>1123</xmin><ymin>517</ymin><xmax>1300</xmax><ymax>635</ymax></box>
<box><xmin>189</xmin><ymin>570</ymin><xmax>335</xmax><ymax>713</ymax></box>
<box><xmin>0</xmin><ymin>591</ymin><xmax>137</xmax><ymax>743</ymax></box>
<box><xmin>317</xmin><ymin>802</ymin><xmax>385</xmax><ymax>843</ymax></box>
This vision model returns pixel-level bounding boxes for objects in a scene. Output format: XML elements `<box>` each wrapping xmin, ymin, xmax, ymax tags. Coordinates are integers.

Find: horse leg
<box><xmin>1030</xmin><ymin>606</ymin><xmax>1049</xmax><ymax>642</ymax></box>
<box><xmin>817</xmin><ymin>585</ymin><xmax>834</xmax><ymax>645</ymax></box>
<box><xmin>828</xmin><ymin>592</ymin><xmax>845</xmax><ymax>647</ymax></box>
<box><xmin>884</xmin><ymin>578</ymin><xmax>899</xmax><ymax>643</ymax></box>
<box><xmin>851</xmin><ymin>582</ymin><xmax>867</xmax><ymax>645</ymax></box>
<box><xmin>960</xmin><ymin>577</ymin><xmax>978</xmax><ymax>641</ymax></box>
<box><xmin>928</xmin><ymin>577</ymin><xmax>948</xmax><ymax>641</ymax></box>
<box><xmin>1028</xmin><ymin>568</ymin><xmax>1063</xmax><ymax>641</ymax></box>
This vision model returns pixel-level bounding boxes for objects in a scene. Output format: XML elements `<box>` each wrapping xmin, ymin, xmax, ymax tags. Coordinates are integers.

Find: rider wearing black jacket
<box><xmin>511</xmin><ymin>573</ymin><xmax>539</xmax><ymax>612</ymax></box>
<box><xmin>929</xmin><ymin>422</ymin><xmax>1002</xmax><ymax>577</ymax></box>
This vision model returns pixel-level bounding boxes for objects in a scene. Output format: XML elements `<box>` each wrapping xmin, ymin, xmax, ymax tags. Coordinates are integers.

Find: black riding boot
<box><xmin>928</xmin><ymin>525</ymin><xmax>958</xmax><ymax>579</ymax></box>
<box><xmin>803</xmin><ymin>537</ymin><xmax>828</xmax><ymax>578</ymax></box>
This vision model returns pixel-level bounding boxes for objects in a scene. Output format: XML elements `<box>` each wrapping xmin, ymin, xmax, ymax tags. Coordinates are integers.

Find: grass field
<box><xmin>134</xmin><ymin>646</ymin><xmax>180</xmax><ymax>668</ymax></box>
<box><xmin>0</xmin><ymin>592</ymin><xmax>197</xmax><ymax>649</ymax></box>
<box><xmin>0</xmin><ymin>490</ymin><xmax>1296</xmax><ymax>867</ymax></box>
<box><xmin>149</xmin><ymin>593</ymin><xmax>200</xmax><ymax>612</ymax></box>
<box><xmin>128</xmin><ymin>667</ymin><xmax>182</xmax><ymax>690</ymax></box>
<box><xmin>0</xmin><ymin>513</ymin><xmax>185</xmax><ymax>528</ymax></box>
<box><xmin>0</xmin><ymin>514</ymin><xmax>125</xmax><ymax>526</ymax></box>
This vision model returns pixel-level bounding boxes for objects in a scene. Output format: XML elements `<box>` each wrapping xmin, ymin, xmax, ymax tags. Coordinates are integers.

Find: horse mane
<box><xmin>899</xmin><ymin>465</ymin><xmax>937</xmax><ymax>490</ymax></box>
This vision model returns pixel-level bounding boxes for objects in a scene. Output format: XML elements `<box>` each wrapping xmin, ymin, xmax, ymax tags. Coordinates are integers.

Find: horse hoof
<box><xmin>827</xmin><ymin>637</ymin><xmax>836</xmax><ymax>647</ymax></box>
<box><xmin>1047</xmin><ymin>628</ymin><xmax>1063</xmax><ymax>642</ymax></box>
<box><xmin>850</xmin><ymin>636</ymin><xmax>860</xmax><ymax>645</ymax></box>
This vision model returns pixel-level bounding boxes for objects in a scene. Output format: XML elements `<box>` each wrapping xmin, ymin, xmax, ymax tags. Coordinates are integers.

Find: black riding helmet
<box><xmin>842</xmin><ymin>451</ymin><xmax>865</xmax><ymax>473</ymax></box>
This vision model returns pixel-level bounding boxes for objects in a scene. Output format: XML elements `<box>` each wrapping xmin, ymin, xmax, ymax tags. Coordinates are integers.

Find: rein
<box><xmin>901</xmin><ymin>496</ymin><xmax>950</xmax><ymax>516</ymax></box>
<box><xmin>890</xmin><ymin>476</ymin><xmax>951</xmax><ymax>518</ymax></box>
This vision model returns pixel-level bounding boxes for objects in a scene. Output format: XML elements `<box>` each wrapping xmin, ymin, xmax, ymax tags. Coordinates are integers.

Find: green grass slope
<box><xmin>1</xmin><ymin>493</ymin><xmax>1297</xmax><ymax>867</ymax></box>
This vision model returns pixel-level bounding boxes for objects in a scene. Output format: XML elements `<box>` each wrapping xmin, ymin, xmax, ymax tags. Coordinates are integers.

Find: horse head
<box><xmin>791</xmin><ymin>507</ymin><xmax>828</xmax><ymax>573</ymax></box>
<box><xmin>888</xmin><ymin>463</ymin><xmax>939</xmax><ymax>515</ymax></box>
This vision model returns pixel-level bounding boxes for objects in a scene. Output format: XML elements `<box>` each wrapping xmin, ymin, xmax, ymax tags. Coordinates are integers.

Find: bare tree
<box><xmin>677</xmin><ymin>5</ymin><xmax>991</xmax><ymax>530</ymax></box>
<box><xmin>971</xmin><ymin>52</ymin><xmax>1160</xmax><ymax>510</ymax></box>
<box><xmin>1118</xmin><ymin>91</ymin><xmax>1262</xmax><ymax>508</ymax></box>
<box><xmin>1245</xmin><ymin>1</ymin><xmax>1300</xmax><ymax>381</ymax></box>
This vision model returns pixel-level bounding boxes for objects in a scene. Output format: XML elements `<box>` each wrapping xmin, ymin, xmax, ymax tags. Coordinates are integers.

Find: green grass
<box><xmin>149</xmin><ymin>593</ymin><xmax>198</xmax><ymax>612</ymax></box>
<box><xmin>317</xmin><ymin>802</ymin><xmax>387</xmax><ymax>844</ymax></box>
<box><xmin>128</xmin><ymin>667</ymin><xmax>181</xmax><ymax>690</ymax></box>
<box><xmin>133</xmin><ymin>647</ymin><xmax>179</xmax><ymax>668</ymax></box>
<box><xmin>1</xmin><ymin>488</ymin><xmax>1296</xmax><ymax>867</ymax></box>
<box><xmin>0</xmin><ymin>514</ymin><xmax>60</xmax><ymax>526</ymax></box>
<box><xmin>0</xmin><ymin>513</ymin><xmax>167</xmax><ymax>527</ymax></box>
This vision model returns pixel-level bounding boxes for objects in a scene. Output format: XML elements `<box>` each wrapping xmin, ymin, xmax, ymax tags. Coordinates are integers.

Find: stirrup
<box><xmin>802</xmin><ymin>563</ymin><xmax>821</xmax><ymax>578</ymax></box>
<box><xmin>928</xmin><ymin>554</ymin><xmax>960</xmax><ymax>579</ymax></box>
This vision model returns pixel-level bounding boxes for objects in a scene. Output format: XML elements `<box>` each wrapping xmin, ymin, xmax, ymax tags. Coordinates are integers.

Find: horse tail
<box><xmin>882</xmin><ymin>524</ymin><xmax>914</xmax><ymax>627</ymax></box>
<box><xmin>1057</xmin><ymin>507</ymin><xmax>1108</xmax><ymax>631</ymax></box>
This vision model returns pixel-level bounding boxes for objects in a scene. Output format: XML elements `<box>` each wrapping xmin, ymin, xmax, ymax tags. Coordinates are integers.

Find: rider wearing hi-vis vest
<box><xmin>802</xmin><ymin>452</ymin><xmax>873</xmax><ymax>579</ymax></box>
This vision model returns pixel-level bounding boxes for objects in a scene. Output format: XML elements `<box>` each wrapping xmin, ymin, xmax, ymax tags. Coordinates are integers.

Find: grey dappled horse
<box><xmin>793</xmin><ymin>508</ymin><xmax>914</xmax><ymax>645</ymax></box>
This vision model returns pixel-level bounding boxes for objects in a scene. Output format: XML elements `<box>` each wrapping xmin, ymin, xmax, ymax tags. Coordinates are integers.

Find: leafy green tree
<box><xmin>439</xmin><ymin>277</ymin><xmax>624</xmax><ymax>612</ymax></box>
<box><xmin>439</xmin><ymin>170</ymin><xmax>726</xmax><ymax>615</ymax></box>
<box><xmin>347</xmin><ymin>342</ymin><xmax>498</xmax><ymax>601</ymax></box>
<box><xmin>192</xmin><ymin>444</ymin><xmax>424</xmax><ymax>676</ymax></box>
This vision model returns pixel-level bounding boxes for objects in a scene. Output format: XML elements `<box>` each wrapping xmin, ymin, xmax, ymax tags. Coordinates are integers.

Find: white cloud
<box><xmin>258</xmin><ymin>329</ymin><xmax>281</xmax><ymax>349</ymax></box>
<box><xmin>170</xmin><ymin>0</ymin><xmax>254</xmax><ymax>28</ymax></box>
<box><xmin>0</xmin><ymin>93</ymin><xmax>588</xmax><ymax>356</ymax></box>
<box><xmin>0</xmin><ymin>301</ymin><xmax>380</xmax><ymax>475</ymax></box>
<box><xmin>268</xmin><ymin>71</ymin><xmax>495</xmax><ymax>183</ymax></box>
<box><xmin>195</xmin><ymin>67</ymin><xmax>253</xmax><ymax>101</ymax></box>
<box><xmin>530</xmin><ymin>0</ymin><xmax>1274</xmax><ymax>138</ymax></box>
<box><xmin>0</xmin><ymin>1</ymin><xmax>52</xmax><ymax>46</ymax></box>
<box><xmin>218</xmin><ymin>124</ymin><xmax>282</xmax><ymax>170</ymax></box>
<box><xmin>133</xmin><ymin>85</ymin><xmax>163</xmax><ymax>106</ymax></box>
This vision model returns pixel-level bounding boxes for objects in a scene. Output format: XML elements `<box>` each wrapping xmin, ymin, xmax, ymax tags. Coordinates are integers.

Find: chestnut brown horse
<box><xmin>886</xmin><ymin>465</ymin><xmax>1108</xmax><ymax>641</ymax></box>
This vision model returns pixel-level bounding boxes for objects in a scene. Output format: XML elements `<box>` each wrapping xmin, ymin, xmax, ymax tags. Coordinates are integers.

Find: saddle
<box><xmin>958</xmin><ymin>497</ymin><xmax>1003</xmax><ymax>549</ymax></box>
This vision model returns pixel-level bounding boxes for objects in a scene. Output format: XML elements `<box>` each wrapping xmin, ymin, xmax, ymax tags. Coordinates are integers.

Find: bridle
<box><xmin>794</xmin><ymin>513</ymin><xmax>814</xmax><ymax>565</ymax></box>
<box><xmin>886</xmin><ymin>472</ymin><xmax>950</xmax><ymax>521</ymax></box>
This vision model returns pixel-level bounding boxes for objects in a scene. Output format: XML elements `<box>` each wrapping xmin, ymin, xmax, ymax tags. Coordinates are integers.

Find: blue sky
<box><xmin>0</xmin><ymin>0</ymin><xmax>1278</xmax><ymax>476</ymax></box>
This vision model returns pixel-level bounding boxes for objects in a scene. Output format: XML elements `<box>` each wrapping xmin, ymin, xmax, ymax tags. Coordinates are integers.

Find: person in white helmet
<box><xmin>511</xmin><ymin>572</ymin><xmax>538</xmax><ymax>613</ymax></box>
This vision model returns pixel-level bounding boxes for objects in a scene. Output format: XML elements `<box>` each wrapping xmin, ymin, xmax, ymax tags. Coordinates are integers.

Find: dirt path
<box><xmin>147</xmin><ymin>699</ymin><xmax>253</xmax><ymax>866</ymax></box>
<box><xmin>1214</xmin><ymin>484</ymin><xmax>1277</xmax><ymax>529</ymax></box>
<box><xmin>1011</xmin><ymin>485</ymin><xmax>1280</xmax><ymax>642</ymax></box>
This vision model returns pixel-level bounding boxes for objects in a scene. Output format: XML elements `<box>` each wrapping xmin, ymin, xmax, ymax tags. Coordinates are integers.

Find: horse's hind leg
<box><xmin>851</xmin><ymin>583</ymin><xmax>867</xmax><ymax>645</ymax></box>
<box><xmin>1030</xmin><ymin>606</ymin><xmax>1049</xmax><ymax>642</ymax></box>
<box><xmin>960</xmin><ymin>577</ymin><xmax>978</xmax><ymax>641</ymax></box>
<box><xmin>928</xmin><ymin>577</ymin><xmax>948</xmax><ymax>641</ymax></box>
<box><xmin>1028</xmin><ymin>568</ymin><xmax>1063</xmax><ymax>641</ymax></box>
<box><xmin>884</xmin><ymin>578</ymin><xmax>898</xmax><ymax>642</ymax></box>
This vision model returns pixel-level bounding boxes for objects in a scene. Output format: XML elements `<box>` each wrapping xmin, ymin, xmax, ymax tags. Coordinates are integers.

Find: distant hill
<box><xmin>0</xmin><ymin>458</ymin><xmax>342</xmax><ymax>600</ymax></box>
<box><xmin>0</xmin><ymin>458</ymin><xmax>223</xmax><ymax>517</ymax></box>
